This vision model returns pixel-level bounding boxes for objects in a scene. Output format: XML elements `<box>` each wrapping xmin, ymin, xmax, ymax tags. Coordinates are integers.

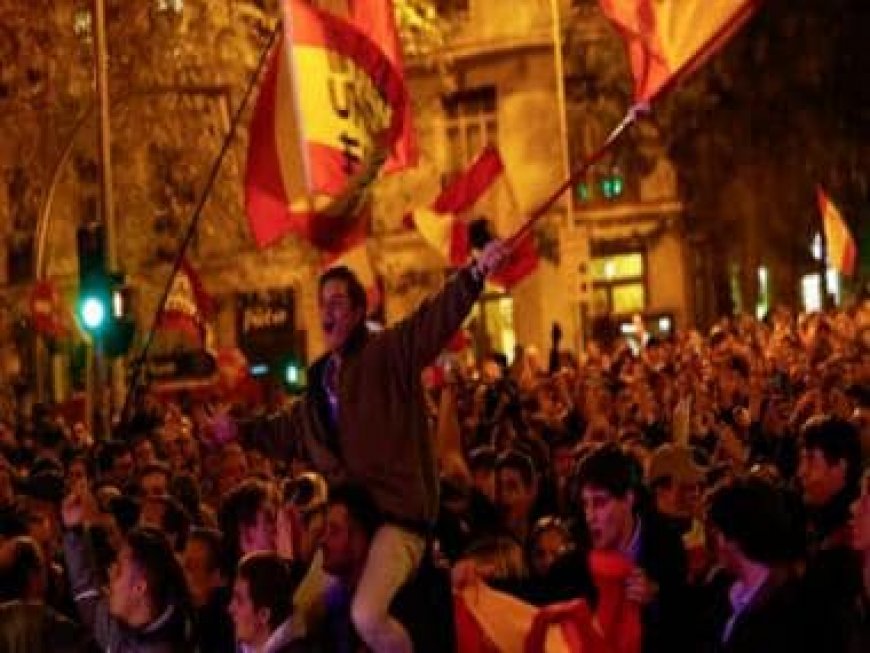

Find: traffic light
<box><xmin>600</xmin><ymin>169</ymin><xmax>624</xmax><ymax>200</ymax></box>
<box><xmin>283</xmin><ymin>358</ymin><xmax>306</xmax><ymax>394</ymax></box>
<box><xmin>76</xmin><ymin>224</ymin><xmax>135</xmax><ymax>356</ymax></box>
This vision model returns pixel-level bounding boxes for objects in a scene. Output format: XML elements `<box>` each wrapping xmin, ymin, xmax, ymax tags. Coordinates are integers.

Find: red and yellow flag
<box><xmin>598</xmin><ymin>0</ymin><xmax>762</xmax><ymax>103</ymax></box>
<box><xmin>245</xmin><ymin>0</ymin><xmax>409</xmax><ymax>252</ymax></box>
<box><xmin>408</xmin><ymin>147</ymin><xmax>539</xmax><ymax>289</ymax></box>
<box><xmin>817</xmin><ymin>186</ymin><xmax>858</xmax><ymax>277</ymax></box>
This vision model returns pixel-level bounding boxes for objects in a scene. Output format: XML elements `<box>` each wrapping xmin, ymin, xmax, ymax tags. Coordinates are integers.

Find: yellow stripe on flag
<box><xmin>817</xmin><ymin>187</ymin><xmax>858</xmax><ymax>277</ymax></box>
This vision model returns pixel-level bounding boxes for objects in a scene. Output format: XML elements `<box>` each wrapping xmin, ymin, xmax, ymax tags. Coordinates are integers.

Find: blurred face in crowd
<box><xmin>497</xmin><ymin>467</ymin><xmax>536</xmax><ymax>525</ymax></box>
<box><xmin>319</xmin><ymin>279</ymin><xmax>364</xmax><ymax>353</ymax></box>
<box><xmin>108</xmin><ymin>545</ymin><xmax>149</xmax><ymax>624</ymax></box>
<box><xmin>799</xmin><ymin>447</ymin><xmax>847</xmax><ymax>507</ymax></box>
<box><xmin>68</xmin><ymin>459</ymin><xmax>89</xmax><ymax>488</ymax></box>
<box><xmin>70</xmin><ymin>422</ymin><xmax>91</xmax><ymax>448</ymax></box>
<box><xmin>219</xmin><ymin>446</ymin><xmax>248</xmax><ymax>495</ymax></box>
<box><xmin>321</xmin><ymin>504</ymin><xmax>367</xmax><ymax>582</ymax></box>
<box><xmin>850</xmin><ymin>473</ymin><xmax>870</xmax><ymax>553</ymax></box>
<box><xmin>140</xmin><ymin>470</ymin><xmax>170</xmax><ymax>498</ymax></box>
<box><xmin>25</xmin><ymin>500</ymin><xmax>59</xmax><ymax>555</ymax></box>
<box><xmin>132</xmin><ymin>439</ymin><xmax>157</xmax><ymax>472</ymax></box>
<box><xmin>182</xmin><ymin>537</ymin><xmax>224</xmax><ymax>608</ymax></box>
<box><xmin>110</xmin><ymin>451</ymin><xmax>135</xmax><ymax>486</ymax></box>
<box><xmin>551</xmin><ymin>445</ymin><xmax>575</xmax><ymax>488</ymax></box>
<box><xmin>229</xmin><ymin>577</ymin><xmax>270</xmax><ymax>647</ymax></box>
<box><xmin>582</xmin><ymin>485</ymin><xmax>635</xmax><ymax>551</ymax></box>
<box><xmin>240</xmin><ymin>500</ymin><xmax>276</xmax><ymax>555</ymax></box>
<box><xmin>654</xmin><ymin>477</ymin><xmax>701</xmax><ymax>521</ymax></box>
<box><xmin>530</xmin><ymin>524</ymin><xmax>571</xmax><ymax>577</ymax></box>
<box><xmin>298</xmin><ymin>508</ymin><xmax>326</xmax><ymax>565</ymax></box>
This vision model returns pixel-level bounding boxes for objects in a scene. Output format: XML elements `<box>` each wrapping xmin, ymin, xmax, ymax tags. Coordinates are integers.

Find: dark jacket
<box><xmin>801</xmin><ymin>489</ymin><xmax>864</xmax><ymax>653</ymax></box>
<box><xmin>714</xmin><ymin>571</ymin><xmax>806</xmax><ymax>653</ymax></box>
<box><xmin>0</xmin><ymin>601</ymin><xmax>99</xmax><ymax>653</ymax></box>
<box><xmin>289</xmin><ymin>268</ymin><xmax>484</xmax><ymax>527</ymax></box>
<box><xmin>193</xmin><ymin>586</ymin><xmax>235</xmax><ymax>653</ymax></box>
<box><xmin>63</xmin><ymin>529</ymin><xmax>195</xmax><ymax>653</ymax></box>
<box><xmin>635</xmin><ymin>511</ymin><xmax>692</xmax><ymax>653</ymax></box>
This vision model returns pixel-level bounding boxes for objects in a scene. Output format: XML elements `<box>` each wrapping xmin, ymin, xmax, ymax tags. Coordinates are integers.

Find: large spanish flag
<box><xmin>598</xmin><ymin>0</ymin><xmax>762</xmax><ymax>103</ymax></box>
<box><xmin>817</xmin><ymin>186</ymin><xmax>858</xmax><ymax>277</ymax></box>
<box><xmin>245</xmin><ymin>0</ymin><xmax>409</xmax><ymax>251</ymax></box>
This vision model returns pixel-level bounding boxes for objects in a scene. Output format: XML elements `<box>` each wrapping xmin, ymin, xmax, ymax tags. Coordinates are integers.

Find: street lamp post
<box><xmin>93</xmin><ymin>0</ymin><xmax>119</xmax><ymax>439</ymax></box>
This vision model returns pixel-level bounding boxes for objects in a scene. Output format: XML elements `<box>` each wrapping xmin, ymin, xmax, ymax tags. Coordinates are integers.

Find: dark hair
<box><xmin>0</xmin><ymin>536</ymin><xmax>43</xmax><ymax>601</ymax></box>
<box><xmin>318</xmin><ymin>266</ymin><xmax>367</xmax><ymax>313</ymax></box>
<box><xmin>573</xmin><ymin>444</ymin><xmax>642</xmax><ymax>500</ymax></box>
<box><xmin>126</xmin><ymin>527</ymin><xmax>191</xmax><ymax>613</ymax></box>
<box><xmin>495</xmin><ymin>450</ymin><xmax>537</xmax><ymax>488</ymax></box>
<box><xmin>469</xmin><ymin>446</ymin><xmax>497</xmax><ymax>473</ymax></box>
<box><xmin>218</xmin><ymin>479</ymin><xmax>270</xmax><ymax>564</ymax></box>
<box><xmin>146</xmin><ymin>495</ymin><xmax>191</xmax><ymax>552</ymax></box>
<box><xmin>139</xmin><ymin>462</ymin><xmax>172</xmax><ymax>488</ymax></box>
<box><xmin>708</xmin><ymin>477</ymin><xmax>801</xmax><ymax>565</ymax></box>
<box><xmin>236</xmin><ymin>552</ymin><xmax>294</xmax><ymax>629</ymax></box>
<box><xmin>170</xmin><ymin>473</ymin><xmax>203</xmax><ymax>523</ymax></box>
<box><xmin>801</xmin><ymin>415</ymin><xmax>862</xmax><ymax>491</ymax></box>
<box><xmin>188</xmin><ymin>527</ymin><xmax>226</xmax><ymax>577</ymax></box>
<box><xmin>327</xmin><ymin>483</ymin><xmax>382</xmax><ymax>541</ymax></box>
<box><xmin>97</xmin><ymin>441</ymin><xmax>131</xmax><ymax>475</ymax></box>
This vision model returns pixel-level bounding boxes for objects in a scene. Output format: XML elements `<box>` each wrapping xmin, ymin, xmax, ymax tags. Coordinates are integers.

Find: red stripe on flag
<box><xmin>347</xmin><ymin>0</ymin><xmax>417</xmax><ymax>172</ymax></box>
<box><xmin>245</xmin><ymin>40</ymin><xmax>305</xmax><ymax>249</ymax></box>
<box><xmin>432</xmin><ymin>146</ymin><xmax>505</xmax><ymax>214</ymax></box>
<box><xmin>491</xmin><ymin>230</ymin><xmax>538</xmax><ymax>289</ymax></box>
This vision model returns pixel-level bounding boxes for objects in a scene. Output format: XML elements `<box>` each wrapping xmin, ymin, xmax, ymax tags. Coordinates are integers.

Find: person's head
<box><xmin>67</xmin><ymin>455</ymin><xmax>91</xmax><ymax>489</ymax></box>
<box><xmin>321</xmin><ymin>484</ymin><xmax>382</xmax><ymax>585</ymax></box>
<box><xmin>648</xmin><ymin>445</ymin><xmax>704</xmax><ymax>520</ymax></box>
<box><xmin>219</xmin><ymin>479</ymin><xmax>276</xmax><ymax>564</ymax></box>
<box><xmin>283</xmin><ymin>472</ymin><xmax>328</xmax><ymax>564</ymax></box>
<box><xmin>318</xmin><ymin>266</ymin><xmax>367</xmax><ymax>352</ymax></box>
<box><xmin>139</xmin><ymin>462</ymin><xmax>172</xmax><ymax>499</ymax></box>
<box><xmin>528</xmin><ymin>516</ymin><xmax>573</xmax><ymax>578</ymax></box>
<box><xmin>131</xmin><ymin>435</ymin><xmax>158</xmax><ymax>472</ymax></box>
<box><xmin>574</xmin><ymin>444</ymin><xmax>642</xmax><ymax>551</ymax></box>
<box><xmin>108</xmin><ymin>527</ymin><xmax>190</xmax><ymax>628</ymax></box>
<box><xmin>463</xmin><ymin>536</ymin><xmax>527</xmax><ymax>582</ymax></box>
<box><xmin>495</xmin><ymin>450</ymin><xmax>538</xmax><ymax>525</ymax></box>
<box><xmin>182</xmin><ymin>527</ymin><xmax>227</xmax><ymax>608</ymax></box>
<box><xmin>218</xmin><ymin>443</ymin><xmax>248</xmax><ymax>496</ymax></box>
<box><xmin>799</xmin><ymin>415</ymin><xmax>862</xmax><ymax>507</ymax></box>
<box><xmin>229</xmin><ymin>552</ymin><xmax>295</xmax><ymax>648</ymax></box>
<box><xmin>99</xmin><ymin>441</ymin><xmax>134</xmax><ymax>487</ymax></box>
<box><xmin>139</xmin><ymin>494</ymin><xmax>190</xmax><ymax>552</ymax></box>
<box><xmin>469</xmin><ymin>446</ymin><xmax>497</xmax><ymax>503</ymax></box>
<box><xmin>0</xmin><ymin>536</ymin><xmax>46</xmax><ymax>602</ymax></box>
<box><xmin>550</xmin><ymin>437</ymin><xmax>577</xmax><ymax>488</ymax></box>
<box><xmin>707</xmin><ymin>477</ymin><xmax>798</xmax><ymax>573</ymax></box>
<box><xmin>849</xmin><ymin>469</ymin><xmax>870</xmax><ymax>554</ymax></box>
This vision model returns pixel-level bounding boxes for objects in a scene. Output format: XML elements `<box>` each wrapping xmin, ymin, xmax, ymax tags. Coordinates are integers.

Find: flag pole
<box><xmin>120</xmin><ymin>21</ymin><xmax>282</xmax><ymax>427</ymax></box>
<box><xmin>505</xmin><ymin>103</ymin><xmax>647</xmax><ymax>250</ymax></box>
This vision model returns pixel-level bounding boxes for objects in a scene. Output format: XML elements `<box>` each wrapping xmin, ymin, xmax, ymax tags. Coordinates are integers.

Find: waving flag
<box><xmin>158</xmin><ymin>258</ymin><xmax>213</xmax><ymax>346</ymax></box>
<box><xmin>245</xmin><ymin>0</ymin><xmax>410</xmax><ymax>252</ymax></box>
<box><xmin>817</xmin><ymin>186</ymin><xmax>858</xmax><ymax>277</ymax></box>
<box><xmin>598</xmin><ymin>0</ymin><xmax>762</xmax><ymax>103</ymax></box>
<box><xmin>407</xmin><ymin>146</ymin><xmax>539</xmax><ymax>289</ymax></box>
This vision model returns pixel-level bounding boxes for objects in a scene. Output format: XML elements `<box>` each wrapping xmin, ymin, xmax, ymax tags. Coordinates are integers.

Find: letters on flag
<box><xmin>817</xmin><ymin>186</ymin><xmax>858</xmax><ymax>277</ymax></box>
<box><xmin>245</xmin><ymin>0</ymin><xmax>410</xmax><ymax>252</ymax></box>
<box><xmin>598</xmin><ymin>0</ymin><xmax>762</xmax><ymax>103</ymax></box>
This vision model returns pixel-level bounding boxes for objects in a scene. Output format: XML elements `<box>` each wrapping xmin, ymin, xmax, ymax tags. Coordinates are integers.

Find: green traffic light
<box><xmin>80</xmin><ymin>296</ymin><xmax>107</xmax><ymax>331</ymax></box>
<box><xmin>286</xmin><ymin>363</ymin><xmax>300</xmax><ymax>385</ymax></box>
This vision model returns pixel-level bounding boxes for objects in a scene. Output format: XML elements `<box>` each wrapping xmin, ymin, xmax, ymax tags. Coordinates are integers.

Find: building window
<box><xmin>442</xmin><ymin>86</ymin><xmax>501</xmax><ymax>225</ymax></box>
<box><xmin>591</xmin><ymin>251</ymin><xmax>646</xmax><ymax>315</ymax></box>
<box><xmin>437</xmin><ymin>0</ymin><xmax>471</xmax><ymax>18</ymax></box>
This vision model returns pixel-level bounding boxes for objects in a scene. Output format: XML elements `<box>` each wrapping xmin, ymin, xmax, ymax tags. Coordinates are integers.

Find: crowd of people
<box><xmin>1</xmin><ymin>253</ymin><xmax>869</xmax><ymax>652</ymax></box>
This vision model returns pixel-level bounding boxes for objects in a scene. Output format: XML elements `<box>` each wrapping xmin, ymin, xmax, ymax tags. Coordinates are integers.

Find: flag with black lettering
<box><xmin>245</xmin><ymin>0</ymin><xmax>409</xmax><ymax>252</ymax></box>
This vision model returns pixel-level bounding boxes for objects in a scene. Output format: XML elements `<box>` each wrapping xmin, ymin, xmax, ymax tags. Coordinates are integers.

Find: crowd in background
<box><xmin>1</xmin><ymin>300</ymin><xmax>870</xmax><ymax>652</ymax></box>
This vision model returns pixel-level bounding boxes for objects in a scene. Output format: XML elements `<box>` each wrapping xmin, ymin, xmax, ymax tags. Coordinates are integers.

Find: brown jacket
<box><xmin>288</xmin><ymin>267</ymin><xmax>483</xmax><ymax>527</ymax></box>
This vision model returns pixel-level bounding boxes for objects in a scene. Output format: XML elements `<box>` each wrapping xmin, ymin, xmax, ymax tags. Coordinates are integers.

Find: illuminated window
<box><xmin>591</xmin><ymin>251</ymin><xmax>646</xmax><ymax>316</ymax></box>
<box><xmin>467</xmin><ymin>293</ymin><xmax>516</xmax><ymax>362</ymax></box>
